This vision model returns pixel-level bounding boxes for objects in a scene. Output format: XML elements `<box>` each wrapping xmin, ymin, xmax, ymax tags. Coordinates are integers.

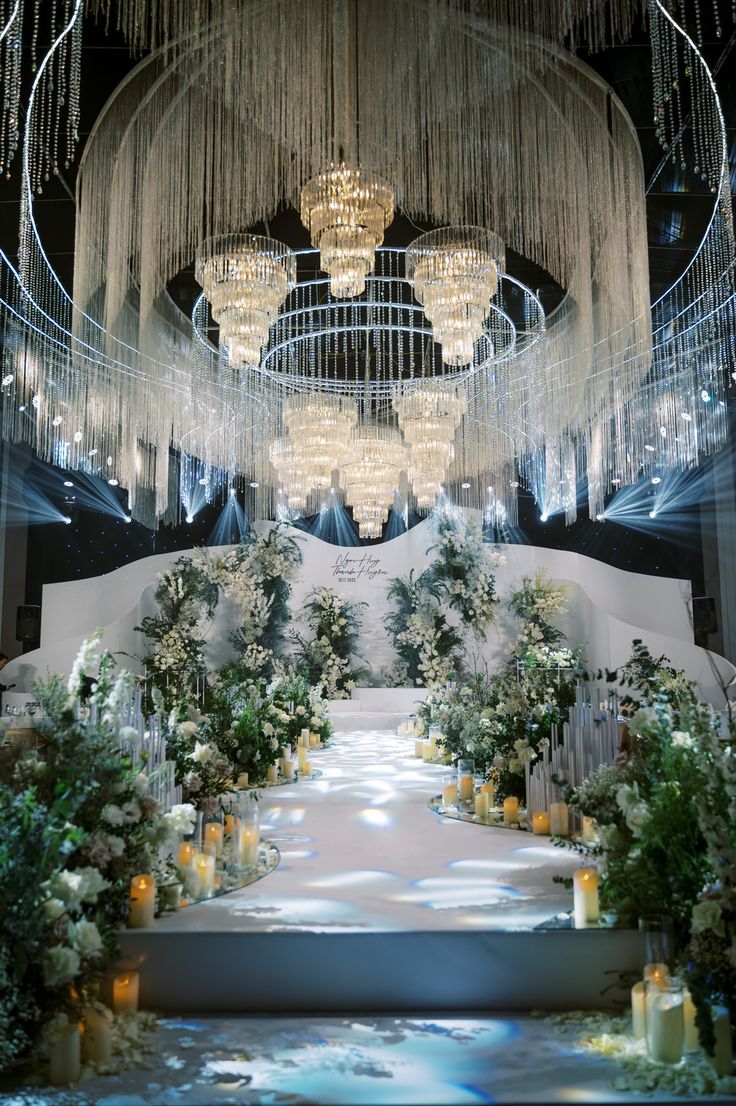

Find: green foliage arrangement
<box><xmin>292</xmin><ymin>587</ymin><xmax>369</xmax><ymax>698</ymax></box>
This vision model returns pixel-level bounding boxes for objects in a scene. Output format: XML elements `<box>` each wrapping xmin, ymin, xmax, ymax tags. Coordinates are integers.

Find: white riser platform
<box><xmin>114</xmin><ymin>928</ymin><xmax>643</xmax><ymax>1013</ymax></box>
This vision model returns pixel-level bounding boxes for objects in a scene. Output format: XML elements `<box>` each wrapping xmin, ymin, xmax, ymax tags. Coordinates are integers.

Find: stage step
<box><xmin>114</xmin><ymin>926</ymin><xmax>643</xmax><ymax>1014</ymax></box>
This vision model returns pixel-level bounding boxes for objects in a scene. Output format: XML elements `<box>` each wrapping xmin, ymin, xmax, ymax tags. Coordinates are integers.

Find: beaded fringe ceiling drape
<box><xmin>0</xmin><ymin>0</ymin><xmax>733</xmax><ymax>530</ymax></box>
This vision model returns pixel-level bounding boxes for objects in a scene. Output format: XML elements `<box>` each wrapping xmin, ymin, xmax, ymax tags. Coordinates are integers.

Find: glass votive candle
<box><xmin>474</xmin><ymin>790</ymin><xmax>490</xmax><ymax>820</ymax></box>
<box><xmin>639</xmin><ymin>914</ymin><xmax>674</xmax><ymax>973</ymax></box>
<box><xmin>457</xmin><ymin>759</ymin><xmax>475</xmax><ymax>802</ymax></box>
<box><xmin>203</xmin><ymin>812</ymin><xmax>224</xmax><ymax>859</ymax></box>
<box><xmin>502</xmin><ymin>795</ymin><xmax>519</xmax><ymax>826</ymax></box>
<box><xmin>646</xmin><ymin>981</ymin><xmax>685</xmax><ymax>1064</ymax></box>
<box><xmin>267</xmin><ymin>763</ymin><xmax>279</xmax><ymax>784</ymax></box>
<box><xmin>441</xmin><ymin>776</ymin><xmax>458</xmax><ymax>808</ymax></box>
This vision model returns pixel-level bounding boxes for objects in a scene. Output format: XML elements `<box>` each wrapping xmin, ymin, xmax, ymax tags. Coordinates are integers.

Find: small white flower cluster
<box><xmin>40</xmin><ymin>867</ymin><xmax>111</xmax><ymax>987</ymax></box>
<box><xmin>615</xmin><ymin>781</ymin><xmax>650</xmax><ymax>837</ymax></box>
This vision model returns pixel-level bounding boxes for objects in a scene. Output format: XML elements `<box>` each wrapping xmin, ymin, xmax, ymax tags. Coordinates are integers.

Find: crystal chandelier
<box><xmin>283</xmin><ymin>394</ymin><xmax>357</xmax><ymax>491</ymax></box>
<box><xmin>340</xmin><ymin>424</ymin><xmax>406</xmax><ymax>539</ymax></box>
<box><xmin>269</xmin><ymin>435</ymin><xmax>309</xmax><ymax>511</ymax></box>
<box><xmin>395</xmin><ymin>386</ymin><xmax>466</xmax><ymax>508</ymax></box>
<box><xmin>406</xmin><ymin>227</ymin><xmax>504</xmax><ymax>367</ymax></box>
<box><xmin>196</xmin><ymin>234</ymin><xmax>296</xmax><ymax>368</ymax></box>
<box><xmin>300</xmin><ymin>164</ymin><xmax>394</xmax><ymax>298</ymax></box>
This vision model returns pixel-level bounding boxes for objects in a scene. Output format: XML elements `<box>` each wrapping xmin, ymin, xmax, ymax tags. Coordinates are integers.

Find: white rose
<box><xmin>102</xmin><ymin>833</ymin><xmax>125</xmax><ymax>857</ymax></box>
<box><xmin>43</xmin><ymin>897</ymin><xmax>67</xmax><ymax>922</ymax></box>
<box><xmin>179</xmin><ymin>720</ymin><xmax>199</xmax><ymax>738</ymax></box>
<box><xmin>190</xmin><ymin>741</ymin><xmax>215</xmax><ymax>764</ymax></box>
<box><xmin>118</xmin><ymin>725</ymin><xmax>139</xmax><ymax>745</ymax></box>
<box><xmin>71</xmin><ymin>919</ymin><xmax>103</xmax><ymax>958</ymax></box>
<box><xmin>692</xmin><ymin>900</ymin><xmax>726</xmax><ymax>938</ymax></box>
<box><xmin>671</xmin><ymin>731</ymin><xmax>694</xmax><ymax>749</ymax></box>
<box><xmin>133</xmin><ymin>772</ymin><xmax>149</xmax><ymax>797</ymax></box>
<box><xmin>43</xmin><ymin>945</ymin><xmax>81</xmax><ymax>987</ymax></box>
<box><xmin>615</xmin><ymin>782</ymin><xmax>641</xmax><ymax>815</ymax></box>
<box><xmin>101</xmin><ymin>803</ymin><xmax>125</xmax><ymax>827</ymax></box>
<box><xmin>625</xmin><ymin>801</ymin><xmax>649</xmax><ymax>837</ymax></box>
<box><xmin>121</xmin><ymin>800</ymin><xmax>142</xmax><ymax>824</ymax></box>
<box><xmin>296</xmin><ymin>705</ymin><xmax>306</xmax><ymax>716</ymax></box>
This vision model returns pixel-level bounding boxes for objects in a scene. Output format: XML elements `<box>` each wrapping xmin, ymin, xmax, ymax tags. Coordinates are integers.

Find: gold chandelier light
<box><xmin>406</xmin><ymin>227</ymin><xmax>505</xmax><ymax>367</ymax></box>
<box><xmin>300</xmin><ymin>163</ymin><xmax>394</xmax><ymax>298</ymax></box>
<box><xmin>195</xmin><ymin>234</ymin><xmax>296</xmax><ymax>368</ymax></box>
<box><xmin>340</xmin><ymin>424</ymin><xmax>406</xmax><ymax>539</ymax></box>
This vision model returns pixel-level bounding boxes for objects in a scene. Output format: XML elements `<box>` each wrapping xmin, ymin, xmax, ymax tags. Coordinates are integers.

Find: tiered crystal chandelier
<box><xmin>195</xmin><ymin>234</ymin><xmax>296</xmax><ymax>368</ymax></box>
<box><xmin>300</xmin><ymin>164</ymin><xmax>394</xmax><ymax>298</ymax></box>
<box><xmin>395</xmin><ymin>386</ymin><xmax>467</xmax><ymax>510</ymax></box>
<box><xmin>406</xmin><ymin>227</ymin><xmax>504</xmax><ymax>367</ymax></box>
<box><xmin>340</xmin><ymin>424</ymin><xmax>407</xmax><ymax>539</ymax></box>
<box><xmin>269</xmin><ymin>435</ymin><xmax>309</xmax><ymax>511</ymax></box>
<box><xmin>282</xmin><ymin>394</ymin><xmax>357</xmax><ymax>492</ymax></box>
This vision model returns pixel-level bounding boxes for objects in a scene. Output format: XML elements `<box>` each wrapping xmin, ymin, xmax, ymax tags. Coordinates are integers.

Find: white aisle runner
<box><xmin>156</xmin><ymin>729</ymin><xmax>580</xmax><ymax>934</ymax></box>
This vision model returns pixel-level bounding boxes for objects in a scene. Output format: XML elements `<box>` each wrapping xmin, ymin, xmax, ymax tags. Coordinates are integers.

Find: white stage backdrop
<box><xmin>5</xmin><ymin>517</ymin><xmax>734</xmax><ymax>703</ymax></box>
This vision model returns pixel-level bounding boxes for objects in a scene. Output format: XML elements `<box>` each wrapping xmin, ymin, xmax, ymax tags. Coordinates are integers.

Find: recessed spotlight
<box><xmin>185</xmin><ymin>514</ymin><xmax>194</xmax><ymax>523</ymax></box>
<box><xmin>63</xmin><ymin>480</ymin><xmax>73</xmax><ymax>487</ymax></box>
<box><xmin>63</xmin><ymin>516</ymin><xmax>72</xmax><ymax>525</ymax></box>
<box><xmin>651</xmin><ymin>477</ymin><xmax>661</xmax><ymax>485</ymax></box>
<box><xmin>229</xmin><ymin>486</ymin><xmax>236</xmax><ymax>496</ymax></box>
<box><xmin>540</xmin><ymin>512</ymin><xmax>549</xmax><ymax>522</ymax></box>
<box><xmin>108</xmin><ymin>478</ymin><xmax>119</xmax><ymax>486</ymax></box>
<box><xmin>649</xmin><ymin>510</ymin><xmax>657</xmax><ymax>519</ymax></box>
<box><xmin>123</xmin><ymin>515</ymin><xmax>132</xmax><ymax>523</ymax></box>
<box><xmin>596</xmin><ymin>513</ymin><xmax>605</xmax><ymax>521</ymax></box>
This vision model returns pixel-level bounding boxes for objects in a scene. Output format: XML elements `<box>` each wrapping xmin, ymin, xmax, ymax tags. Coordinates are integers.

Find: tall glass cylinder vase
<box><xmin>457</xmin><ymin>759</ymin><xmax>475</xmax><ymax>803</ymax></box>
<box><xmin>236</xmin><ymin>793</ymin><xmax>260</xmax><ymax>869</ymax></box>
<box><xmin>645</xmin><ymin>981</ymin><xmax>685</xmax><ymax>1064</ymax></box>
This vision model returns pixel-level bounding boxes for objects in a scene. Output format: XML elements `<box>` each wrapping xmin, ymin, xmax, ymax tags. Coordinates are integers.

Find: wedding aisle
<box><xmin>156</xmin><ymin>727</ymin><xmax>580</xmax><ymax>935</ymax></box>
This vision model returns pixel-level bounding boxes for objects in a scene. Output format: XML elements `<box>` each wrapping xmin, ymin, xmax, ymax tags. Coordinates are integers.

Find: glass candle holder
<box><xmin>202</xmin><ymin>811</ymin><xmax>224</xmax><ymax>860</ymax></box>
<box><xmin>639</xmin><ymin>914</ymin><xmax>674</xmax><ymax>972</ymax></box>
<box><xmin>441</xmin><ymin>775</ymin><xmax>458</xmax><ymax>808</ymax></box>
<box><xmin>645</xmin><ymin>981</ymin><xmax>685</xmax><ymax>1064</ymax></box>
<box><xmin>457</xmin><ymin>759</ymin><xmax>475</xmax><ymax>802</ymax></box>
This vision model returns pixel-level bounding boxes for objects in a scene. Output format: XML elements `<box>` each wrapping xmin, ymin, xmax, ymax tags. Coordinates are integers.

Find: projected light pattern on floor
<box><xmin>11</xmin><ymin>1013</ymin><xmax>701</xmax><ymax>1104</ymax></box>
<box><xmin>152</xmin><ymin>729</ymin><xmax>579</xmax><ymax>936</ymax></box>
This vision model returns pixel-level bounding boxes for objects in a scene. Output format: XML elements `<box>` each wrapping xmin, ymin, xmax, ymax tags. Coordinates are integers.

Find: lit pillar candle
<box><xmin>646</xmin><ymin>986</ymin><xmax>685</xmax><ymax>1064</ymax></box>
<box><xmin>309</xmin><ymin>732</ymin><xmax>318</xmax><ymax>748</ymax></box>
<box><xmin>238</xmin><ymin>823</ymin><xmax>260</xmax><ymax>867</ymax></box>
<box><xmin>480</xmin><ymin>780</ymin><xmax>495</xmax><ymax>802</ymax></box>
<box><xmin>422</xmin><ymin>741</ymin><xmax>434</xmax><ymax>762</ymax></box>
<box><xmin>177</xmin><ymin>841</ymin><xmax>195</xmax><ymax>868</ymax></box>
<box><xmin>644</xmin><ymin>963</ymin><xmax>670</xmax><ymax>986</ymax></box>
<box><xmin>282</xmin><ymin>760</ymin><xmax>295</xmax><ymax>779</ymax></box>
<box><xmin>204</xmin><ymin>822</ymin><xmax>224</xmax><ymax>858</ymax></box>
<box><xmin>236</xmin><ymin>771</ymin><xmax>249</xmax><ymax>788</ymax></box>
<box><xmin>47</xmin><ymin>1021</ymin><xmax>81</xmax><ymax>1086</ymax></box>
<box><xmin>442</xmin><ymin>782</ymin><xmax>458</xmax><ymax>807</ymax></box>
<box><xmin>267</xmin><ymin>764</ymin><xmax>279</xmax><ymax>785</ymax></box>
<box><xmin>302</xmin><ymin>759</ymin><xmax>312</xmax><ymax>776</ymax></box>
<box><xmin>128</xmin><ymin>875</ymin><xmax>156</xmax><ymax>928</ymax></box>
<box><xmin>414</xmin><ymin>739</ymin><xmax>424</xmax><ymax>758</ymax></box>
<box><xmin>82</xmin><ymin>1004</ymin><xmax>113</xmax><ymax>1063</ymax></box>
<box><xmin>458</xmin><ymin>770</ymin><xmax>474</xmax><ymax>802</ymax></box>
<box><xmin>682</xmin><ymin>990</ymin><xmax>699</xmax><ymax>1052</ymax></box>
<box><xmin>709</xmin><ymin>1005</ymin><xmax>732</xmax><ymax>1076</ymax></box>
<box><xmin>195</xmin><ymin>851</ymin><xmax>215</xmax><ymax>896</ymax></box>
<box><xmin>112</xmin><ymin>971</ymin><xmax>139</xmax><ymax>1013</ymax></box>
<box><xmin>549</xmin><ymin>801</ymin><xmax>569</xmax><ymax>836</ymax></box>
<box><xmin>474</xmin><ymin>791</ymin><xmax>490</xmax><ymax>820</ymax></box>
<box><xmin>503</xmin><ymin>796</ymin><xmax>519</xmax><ymax>825</ymax></box>
<box><xmin>300</xmin><ymin>727</ymin><xmax>310</xmax><ymax>745</ymax></box>
<box><xmin>573</xmin><ymin>866</ymin><xmax>600</xmax><ymax>928</ymax></box>
<box><xmin>582</xmin><ymin>816</ymin><xmax>597</xmax><ymax>844</ymax></box>
<box><xmin>631</xmin><ymin>981</ymin><xmax>646</xmax><ymax>1039</ymax></box>
<box><xmin>532</xmin><ymin>811</ymin><xmax>551</xmax><ymax>835</ymax></box>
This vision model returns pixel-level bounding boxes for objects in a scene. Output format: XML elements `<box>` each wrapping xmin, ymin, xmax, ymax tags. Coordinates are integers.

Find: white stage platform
<box><xmin>117</xmin><ymin>728</ymin><xmax>644</xmax><ymax>1013</ymax></box>
<box><xmin>327</xmin><ymin>688</ymin><xmax>428</xmax><ymax>730</ymax></box>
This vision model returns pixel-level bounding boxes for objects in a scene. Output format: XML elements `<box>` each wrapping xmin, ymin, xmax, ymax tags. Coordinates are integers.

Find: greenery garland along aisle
<box><xmin>292</xmin><ymin>587</ymin><xmax>369</xmax><ymax>698</ymax></box>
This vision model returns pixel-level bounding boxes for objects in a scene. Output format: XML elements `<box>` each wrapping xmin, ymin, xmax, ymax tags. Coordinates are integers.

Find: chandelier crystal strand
<box><xmin>406</xmin><ymin>227</ymin><xmax>505</xmax><ymax>367</ymax></box>
<box><xmin>300</xmin><ymin>164</ymin><xmax>394</xmax><ymax>298</ymax></box>
<box><xmin>195</xmin><ymin>235</ymin><xmax>296</xmax><ymax>368</ymax></box>
<box><xmin>339</xmin><ymin>423</ymin><xmax>407</xmax><ymax>539</ymax></box>
<box><xmin>395</xmin><ymin>385</ymin><xmax>467</xmax><ymax>510</ymax></box>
